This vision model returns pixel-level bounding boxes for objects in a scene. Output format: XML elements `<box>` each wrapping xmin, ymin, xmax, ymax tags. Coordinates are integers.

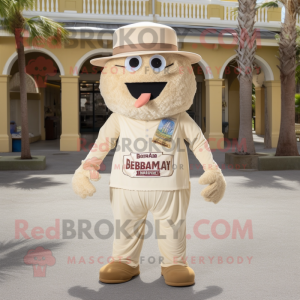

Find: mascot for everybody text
<box><xmin>72</xmin><ymin>22</ymin><xmax>226</xmax><ymax>286</ymax></box>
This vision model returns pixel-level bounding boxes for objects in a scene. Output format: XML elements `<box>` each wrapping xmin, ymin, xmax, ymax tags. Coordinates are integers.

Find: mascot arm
<box><xmin>72</xmin><ymin>113</ymin><xmax>120</xmax><ymax>199</ymax></box>
<box><xmin>180</xmin><ymin>112</ymin><xmax>226</xmax><ymax>204</ymax></box>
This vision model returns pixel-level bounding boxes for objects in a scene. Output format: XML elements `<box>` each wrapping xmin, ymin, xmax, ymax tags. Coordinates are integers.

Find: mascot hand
<box><xmin>72</xmin><ymin>158</ymin><xmax>102</xmax><ymax>199</ymax></box>
<box><xmin>198</xmin><ymin>169</ymin><xmax>226</xmax><ymax>204</ymax></box>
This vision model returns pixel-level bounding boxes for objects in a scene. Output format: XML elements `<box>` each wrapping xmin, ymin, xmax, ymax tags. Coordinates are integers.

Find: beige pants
<box><xmin>109</xmin><ymin>187</ymin><xmax>190</xmax><ymax>267</ymax></box>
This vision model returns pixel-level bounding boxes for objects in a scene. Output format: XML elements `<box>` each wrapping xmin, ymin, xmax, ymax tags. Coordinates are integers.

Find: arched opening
<box><xmin>3</xmin><ymin>47</ymin><xmax>65</xmax><ymax>76</ymax></box>
<box><xmin>221</xmin><ymin>61</ymin><xmax>240</xmax><ymax>139</ymax></box>
<box><xmin>9</xmin><ymin>51</ymin><xmax>62</xmax><ymax>147</ymax></box>
<box><xmin>219</xmin><ymin>55</ymin><xmax>272</xmax><ymax>142</ymax></box>
<box><xmin>189</xmin><ymin>63</ymin><xmax>206</xmax><ymax>130</ymax></box>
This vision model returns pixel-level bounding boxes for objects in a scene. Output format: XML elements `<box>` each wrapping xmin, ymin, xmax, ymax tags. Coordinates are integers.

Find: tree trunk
<box><xmin>264</xmin><ymin>85</ymin><xmax>272</xmax><ymax>148</ymax></box>
<box><xmin>15</xmin><ymin>32</ymin><xmax>32</xmax><ymax>159</ymax></box>
<box><xmin>235</xmin><ymin>0</ymin><xmax>257</xmax><ymax>154</ymax></box>
<box><xmin>275</xmin><ymin>3</ymin><xmax>299</xmax><ymax>156</ymax></box>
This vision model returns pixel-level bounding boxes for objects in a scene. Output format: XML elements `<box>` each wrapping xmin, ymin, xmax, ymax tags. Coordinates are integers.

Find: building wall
<box><xmin>33</xmin><ymin>0</ymin><xmax>152</xmax><ymax>15</ymax></box>
<box><xmin>0</xmin><ymin>28</ymin><xmax>281</xmax><ymax>151</ymax></box>
<box><xmin>31</xmin><ymin>0</ymin><xmax>282</xmax><ymax>23</ymax></box>
<box><xmin>0</xmin><ymin>36</ymin><xmax>280</xmax><ymax>83</ymax></box>
<box><xmin>156</xmin><ymin>1</ymin><xmax>281</xmax><ymax>22</ymax></box>
<box><xmin>181</xmin><ymin>42</ymin><xmax>280</xmax><ymax>81</ymax></box>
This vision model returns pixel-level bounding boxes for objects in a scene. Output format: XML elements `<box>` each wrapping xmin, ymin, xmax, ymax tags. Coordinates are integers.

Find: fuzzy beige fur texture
<box><xmin>72</xmin><ymin>164</ymin><xmax>100</xmax><ymax>198</ymax></box>
<box><xmin>199</xmin><ymin>169</ymin><xmax>226</xmax><ymax>204</ymax></box>
<box><xmin>100</xmin><ymin>54</ymin><xmax>196</xmax><ymax>121</ymax></box>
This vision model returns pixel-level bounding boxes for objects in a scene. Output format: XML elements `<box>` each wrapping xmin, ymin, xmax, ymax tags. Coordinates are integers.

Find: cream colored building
<box><xmin>0</xmin><ymin>0</ymin><xmax>283</xmax><ymax>152</ymax></box>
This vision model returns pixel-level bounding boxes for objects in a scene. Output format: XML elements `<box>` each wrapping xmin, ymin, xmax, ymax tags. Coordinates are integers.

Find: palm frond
<box><xmin>231</xmin><ymin>7</ymin><xmax>239</xmax><ymax>18</ymax></box>
<box><xmin>8</xmin><ymin>0</ymin><xmax>35</xmax><ymax>13</ymax></box>
<box><xmin>0</xmin><ymin>0</ymin><xmax>10</xmax><ymax>18</ymax></box>
<box><xmin>295</xmin><ymin>65</ymin><xmax>300</xmax><ymax>83</ymax></box>
<box><xmin>24</xmin><ymin>16</ymin><xmax>69</xmax><ymax>46</ymax></box>
<box><xmin>257</xmin><ymin>1</ymin><xmax>279</xmax><ymax>10</ymax></box>
<box><xmin>0</xmin><ymin>0</ymin><xmax>36</xmax><ymax>34</ymax></box>
<box><xmin>234</xmin><ymin>1</ymin><xmax>281</xmax><ymax>18</ymax></box>
<box><xmin>0</xmin><ymin>18</ymin><xmax>14</xmax><ymax>34</ymax></box>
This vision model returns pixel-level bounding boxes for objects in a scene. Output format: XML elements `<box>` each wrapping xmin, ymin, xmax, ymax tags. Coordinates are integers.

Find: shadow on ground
<box><xmin>68</xmin><ymin>277</ymin><xmax>223</xmax><ymax>300</ymax></box>
<box><xmin>0</xmin><ymin>238</ymin><xmax>64</xmax><ymax>281</ymax></box>
<box><xmin>0</xmin><ymin>174</ymin><xmax>65</xmax><ymax>190</ymax></box>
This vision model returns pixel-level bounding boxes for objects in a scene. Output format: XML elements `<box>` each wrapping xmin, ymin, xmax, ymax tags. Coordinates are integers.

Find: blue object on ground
<box><xmin>12</xmin><ymin>139</ymin><xmax>21</xmax><ymax>152</ymax></box>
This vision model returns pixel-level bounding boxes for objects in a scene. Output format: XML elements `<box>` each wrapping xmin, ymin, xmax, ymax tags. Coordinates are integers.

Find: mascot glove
<box><xmin>199</xmin><ymin>168</ymin><xmax>226</xmax><ymax>204</ymax></box>
<box><xmin>72</xmin><ymin>157</ymin><xmax>102</xmax><ymax>199</ymax></box>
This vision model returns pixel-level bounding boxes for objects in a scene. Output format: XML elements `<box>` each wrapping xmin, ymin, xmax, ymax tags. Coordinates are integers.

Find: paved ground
<box><xmin>1</xmin><ymin>134</ymin><xmax>300</xmax><ymax>300</ymax></box>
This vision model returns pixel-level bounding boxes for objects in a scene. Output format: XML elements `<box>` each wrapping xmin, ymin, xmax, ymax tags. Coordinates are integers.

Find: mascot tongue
<box><xmin>134</xmin><ymin>93</ymin><xmax>151</xmax><ymax>108</ymax></box>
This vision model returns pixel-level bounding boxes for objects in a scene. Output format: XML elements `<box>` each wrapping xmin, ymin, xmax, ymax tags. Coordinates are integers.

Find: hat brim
<box><xmin>90</xmin><ymin>51</ymin><xmax>201</xmax><ymax>67</ymax></box>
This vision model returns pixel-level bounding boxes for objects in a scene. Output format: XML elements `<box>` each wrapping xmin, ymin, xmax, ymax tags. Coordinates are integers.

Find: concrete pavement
<box><xmin>0</xmin><ymin>134</ymin><xmax>300</xmax><ymax>300</ymax></box>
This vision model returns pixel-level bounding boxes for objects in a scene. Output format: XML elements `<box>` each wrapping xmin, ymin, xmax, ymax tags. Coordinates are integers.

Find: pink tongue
<box><xmin>134</xmin><ymin>93</ymin><xmax>151</xmax><ymax>108</ymax></box>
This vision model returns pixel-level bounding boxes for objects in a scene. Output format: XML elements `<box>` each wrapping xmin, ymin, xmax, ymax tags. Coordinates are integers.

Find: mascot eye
<box><xmin>150</xmin><ymin>55</ymin><xmax>166</xmax><ymax>72</ymax></box>
<box><xmin>125</xmin><ymin>56</ymin><xmax>142</xmax><ymax>72</ymax></box>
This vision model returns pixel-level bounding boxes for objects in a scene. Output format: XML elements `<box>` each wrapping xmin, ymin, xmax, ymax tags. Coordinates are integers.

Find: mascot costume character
<box><xmin>72</xmin><ymin>22</ymin><xmax>226</xmax><ymax>287</ymax></box>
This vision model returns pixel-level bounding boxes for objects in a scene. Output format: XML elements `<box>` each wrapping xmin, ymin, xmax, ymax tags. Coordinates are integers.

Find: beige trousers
<box><xmin>109</xmin><ymin>187</ymin><xmax>190</xmax><ymax>267</ymax></box>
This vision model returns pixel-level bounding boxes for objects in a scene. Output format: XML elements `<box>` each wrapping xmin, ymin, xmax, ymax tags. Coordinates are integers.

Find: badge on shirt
<box><xmin>152</xmin><ymin>118</ymin><xmax>176</xmax><ymax>149</ymax></box>
<box><xmin>123</xmin><ymin>152</ymin><xmax>174</xmax><ymax>178</ymax></box>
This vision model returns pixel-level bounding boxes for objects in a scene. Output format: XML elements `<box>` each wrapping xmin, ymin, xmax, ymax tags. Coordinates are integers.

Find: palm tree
<box><xmin>0</xmin><ymin>0</ymin><xmax>68</xmax><ymax>159</ymax></box>
<box><xmin>260</xmin><ymin>0</ymin><xmax>299</xmax><ymax>156</ymax></box>
<box><xmin>235</xmin><ymin>0</ymin><xmax>257</xmax><ymax>155</ymax></box>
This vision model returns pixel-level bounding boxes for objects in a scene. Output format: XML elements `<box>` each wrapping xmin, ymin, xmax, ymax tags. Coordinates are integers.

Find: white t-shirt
<box><xmin>85</xmin><ymin>112</ymin><xmax>218</xmax><ymax>191</ymax></box>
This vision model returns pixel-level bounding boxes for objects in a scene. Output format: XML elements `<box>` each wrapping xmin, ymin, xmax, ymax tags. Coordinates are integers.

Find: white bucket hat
<box><xmin>90</xmin><ymin>22</ymin><xmax>201</xmax><ymax>67</ymax></box>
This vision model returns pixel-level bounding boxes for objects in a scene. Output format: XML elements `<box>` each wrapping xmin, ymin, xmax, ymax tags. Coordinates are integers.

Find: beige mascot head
<box><xmin>91</xmin><ymin>22</ymin><xmax>201</xmax><ymax>120</ymax></box>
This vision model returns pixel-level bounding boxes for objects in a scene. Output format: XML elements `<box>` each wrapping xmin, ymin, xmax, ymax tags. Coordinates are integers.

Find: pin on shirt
<box><xmin>152</xmin><ymin>118</ymin><xmax>176</xmax><ymax>149</ymax></box>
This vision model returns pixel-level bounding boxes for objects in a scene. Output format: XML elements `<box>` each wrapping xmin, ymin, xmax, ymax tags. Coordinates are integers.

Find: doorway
<box><xmin>187</xmin><ymin>81</ymin><xmax>202</xmax><ymax>127</ymax></box>
<box><xmin>79</xmin><ymin>81</ymin><xmax>110</xmax><ymax>132</ymax></box>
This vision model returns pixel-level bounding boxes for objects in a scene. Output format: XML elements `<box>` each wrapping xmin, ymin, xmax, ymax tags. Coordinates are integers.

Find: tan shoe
<box><xmin>99</xmin><ymin>262</ymin><xmax>140</xmax><ymax>283</ymax></box>
<box><xmin>161</xmin><ymin>265</ymin><xmax>195</xmax><ymax>286</ymax></box>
